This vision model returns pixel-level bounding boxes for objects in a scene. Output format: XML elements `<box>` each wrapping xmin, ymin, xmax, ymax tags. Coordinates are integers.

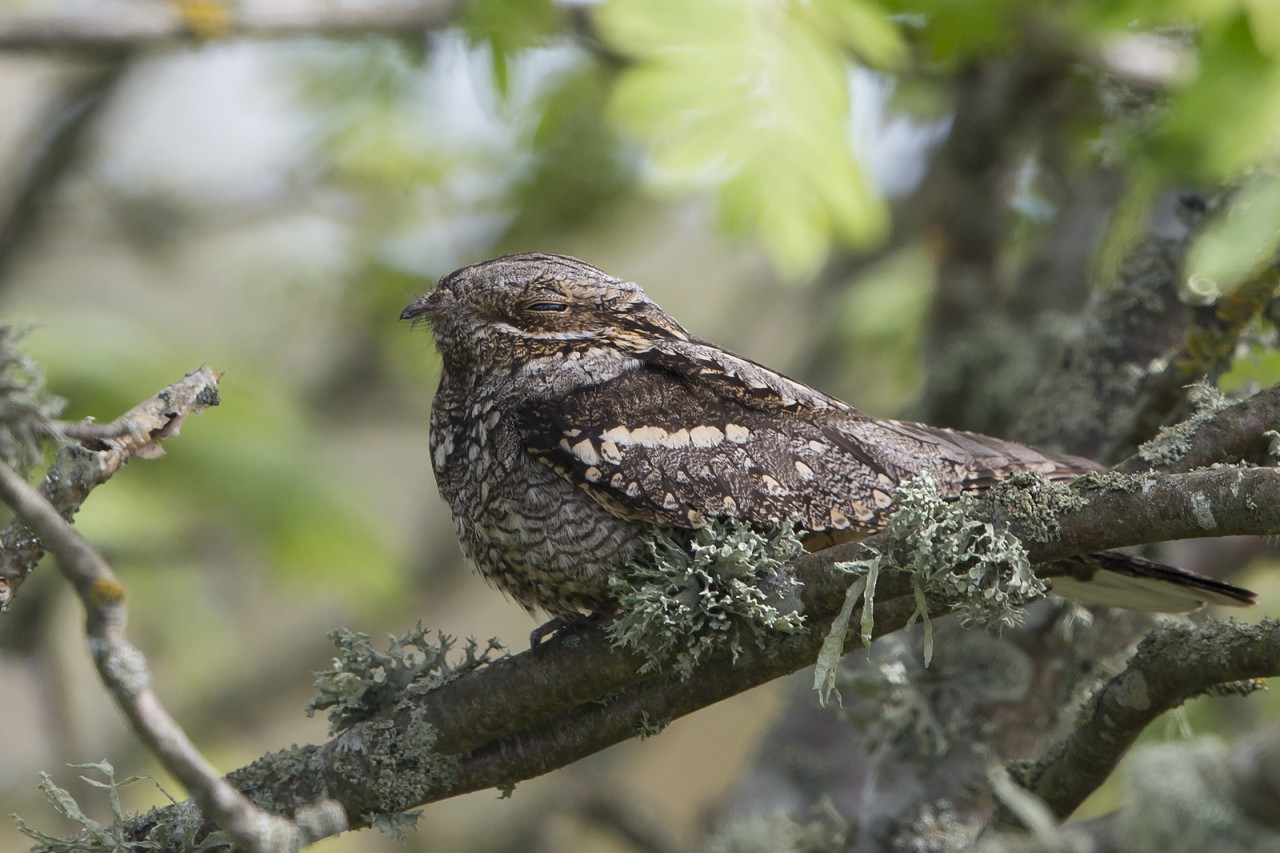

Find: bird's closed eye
<box><xmin>526</xmin><ymin>302</ymin><xmax>568</xmax><ymax>313</ymax></box>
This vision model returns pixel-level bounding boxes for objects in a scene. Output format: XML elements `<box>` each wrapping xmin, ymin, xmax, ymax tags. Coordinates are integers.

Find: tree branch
<box><xmin>0</xmin><ymin>1</ymin><xmax>459</xmax><ymax>54</ymax></box>
<box><xmin>119</xmin><ymin>463</ymin><xmax>1280</xmax><ymax>846</ymax></box>
<box><xmin>0</xmin><ymin>450</ymin><xmax>344</xmax><ymax>851</ymax></box>
<box><xmin>0</xmin><ymin>366</ymin><xmax>221</xmax><ymax>611</ymax></box>
<box><xmin>1024</xmin><ymin>466</ymin><xmax>1280</xmax><ymax>561</ymax></box>
<box><xmin>1017</xmin><ymin>618</ymin><xmax>1280</xmax><ymax>823</ymax></box>
<box><xmin>1114</xmin><ymin>381</ymin><xmax>1280</xmax><ymax>474</ymax></box>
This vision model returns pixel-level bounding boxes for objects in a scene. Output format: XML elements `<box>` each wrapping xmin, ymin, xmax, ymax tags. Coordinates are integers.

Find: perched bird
<box><xmin>402</xmin><ymin>252</ymin><xmax>1254</xmax><ymax>643</ymax></box>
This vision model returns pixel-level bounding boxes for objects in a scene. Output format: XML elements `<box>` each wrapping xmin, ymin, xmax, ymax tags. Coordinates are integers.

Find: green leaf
<box><xmin>598</xmin><ymin>0</ymin><xmax>895</xmax><ymax>277</ymax></box>
<box><xmin>462</xmin><ymin>0</ymin><xmax>561</xmax><ymax>95</ymax></box>
<box><xmin>1150</xmin><ymin>10</ymin><xmax>1280</xmax><ymax>179</ymax></box>
<box><xmin>1186</xmin><ymin>174</ymin><xmax>1280</xmax><ymax>293</ymax></box>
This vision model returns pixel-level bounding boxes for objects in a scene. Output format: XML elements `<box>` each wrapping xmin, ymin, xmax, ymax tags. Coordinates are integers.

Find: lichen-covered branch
<box><xmin>1114</xmin><ymin>381</ymin><xmax>1280</xmax><ymax>474</ymax></box>
<box><xmin>0</xmin><ymin>366</ymin><xmax>221</xmax><ymax>610</ymax></box>
<box><xmin>0</xmin><ymin>458</ymin><xmax>346</xmax><ymax>852</ymax></box>
<box><xmin>1017</xmin><ymin>618</ymin><xmax>1280</xmax><ymax>823</ymax></box>
<box><xmin>118</xmin><ymin>462</ymin><xmax>1280</xmax><ymax>847</ymax></box>
<box><xmin>1022</xmin><ymin>466</ymin><xmax>1280</xmax><ymax>560</ymax></box>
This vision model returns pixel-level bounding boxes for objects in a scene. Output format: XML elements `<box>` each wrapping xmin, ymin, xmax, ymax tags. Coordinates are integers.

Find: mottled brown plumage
<box><xmin>403</xmin><ymin>252</ymin><xmax>1254</xmax><ymax>628</ymax></box>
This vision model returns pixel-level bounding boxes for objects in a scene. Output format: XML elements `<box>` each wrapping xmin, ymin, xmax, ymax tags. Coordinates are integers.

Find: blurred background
<box><xmin>0</xmin><ymin>1</ymin><xmax>1278</xmax><ymax>851</ymax></box>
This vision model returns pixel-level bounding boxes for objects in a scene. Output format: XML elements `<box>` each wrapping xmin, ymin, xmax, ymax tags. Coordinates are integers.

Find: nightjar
<box><xmin>403</xmin><ymin>252</ymin><xmax>1254</xmax><ymax>641</ymax></box>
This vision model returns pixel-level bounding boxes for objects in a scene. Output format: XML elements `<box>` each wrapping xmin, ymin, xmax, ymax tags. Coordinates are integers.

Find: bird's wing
<box><xmin>517</xmin><ymin>363</ymin><xmax>1093</xmax><ymax>535</ymax></box>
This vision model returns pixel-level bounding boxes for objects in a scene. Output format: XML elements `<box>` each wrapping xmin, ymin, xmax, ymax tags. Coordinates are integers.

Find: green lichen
<box><xmin>230</xmin><ymin>744</ymin><xmax>324</xmax><ymax>815</ymax></box>
<box><xmin>307</xmin><ymin>625</ymin><xmax>503</xmax><ymax>734</ymax></box>
<box><xmin>605</xmin><ymin>519</ymin><xmax>807</xmax><ymax>679</ymax></box>
<box><xmin>0</xmin><ymin>325</ymin><xmax>63</xmax><ymax>474</ymax></box>
<box><xmin>984</xmin><ymin>472</ymin><xmax>1088</xmax><ymax>543</ymax></box>
<box><xmin>1070</xmin><ymin>469</ymin><xmax>1157</xmax><ymax>493</ymax></box>
<box><xmin>368</xmin><ymin>810</ymin><xmax>420</xmax><ymax>841</ymax></box>
<box><xmin>816</xmin><ymin>475</ymin><xmax>1048</xmax><ymax>704</ymax></box>
<box><xmin>328</xmin><ymin>708</ymin><xmax>457</xmax><ymax>834</ymax></box>
<box><xmin>635</xmin><ymin>711</ymin><xmax>671</xmax><ymax>739</ymax></box>
<box><xmin>1137</xmin><ymin>381</ymin><xmax>1230</xmax><ymax>467</ymax></box>
<box><xmin>12</xmin><ymin>761</ymin><xmax>197</xmax><ymax>852</ymax></box>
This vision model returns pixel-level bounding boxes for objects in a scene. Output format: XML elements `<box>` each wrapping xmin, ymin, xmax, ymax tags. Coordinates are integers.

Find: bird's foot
<box><xmin>529</xmin><ymin>609</ymin><xmax>611</xmax><ymax>652</ymax></box>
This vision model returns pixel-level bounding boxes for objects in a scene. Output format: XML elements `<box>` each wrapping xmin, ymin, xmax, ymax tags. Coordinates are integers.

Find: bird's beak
<box><xmin>401</xmin><ymin>289</ymin><xmax>446</xmax><ymax>320</ymax></box>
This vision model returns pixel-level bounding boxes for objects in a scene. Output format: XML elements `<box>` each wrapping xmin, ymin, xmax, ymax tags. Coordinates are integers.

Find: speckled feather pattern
<box><xmin>405</xmin><ymin>252</ymin><xmax>1253</xmax><ymax>617</ymax></box>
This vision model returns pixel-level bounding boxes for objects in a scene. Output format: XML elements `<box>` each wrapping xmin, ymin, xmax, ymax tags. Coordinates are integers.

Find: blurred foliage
<box><xmin>597</xmin><ymin>0</ymin><xmax>902</xmax><ymax>277</ymax></box>
<box><xmin>499</xmin><ymin>64</ymin><xmax>637</xmax><ymax>245</ymax></box>
<box><xmin>281</xmin><ymin>0</ymin><xmax>1280</xmax><ymax>283</ymax></box>
<box><xmin>22</xmin><ymin>322</ymin><xmax>404</xmax><ymax>610</ymax></box>
<box><xmin>1186</xmin><ymin>174</ymin><xmax>1280</xmax><ymax>295</ymax></box>
<box><xmin>462</xmin><ymin>0</ymin><xmax>562</xmax><ymax>96</ymax></box>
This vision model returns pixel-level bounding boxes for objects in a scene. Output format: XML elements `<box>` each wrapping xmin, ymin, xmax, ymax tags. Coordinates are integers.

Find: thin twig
<box><xmin>0</xmin><ymin>459</ymin><xmax>346</xmax><ymax>851</ymax></box>
<box><xmin>0</xmin><ymin>366</ymin><xmax>221</xmax><ymax>611</ymax></box>
<box><xmin>0</xmin><ymin>1</ymin><xmax>459</xmax><ymax>53</ymax></box>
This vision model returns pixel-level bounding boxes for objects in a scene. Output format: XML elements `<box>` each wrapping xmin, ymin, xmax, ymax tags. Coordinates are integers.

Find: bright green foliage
<box><xmin>307</xmin><ymin>625</ymin><xmax>504</xmax><ymax>733</ymax></box>
<box><xmin>606</xmin><ymin>519</ymin><xmax>807</xmax><ymax>679</ymax></box>
<box><xmin>295</xmin><ymin>43</ymin><xmax>452</xmax><ymax>194</ymax></box>
<box><xmin>1187</xmin><ymin>175</ymin><xmax>1280</xmax><ymax>293</ymax></box>
<box><xmin>1148</xmin><ymin>7</ymin><xmax>1280</xmax><ymax>181</ymax></box>
<box><xmin>597</xmin><ymin>0</ymin><xmax>905</xmax><ymax>277</ymax></box>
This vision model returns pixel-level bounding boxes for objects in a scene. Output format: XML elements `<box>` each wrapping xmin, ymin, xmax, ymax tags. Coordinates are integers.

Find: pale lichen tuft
<box><xmin>13</xmin><ymin>761</ymin><xmax>186</xmax><ymax>852</ymax></box>
<box><xmin>0</xmin><ymin>325</ymin><xmax>64</xmax><ymax>474</ymax></box>
<box><xmin>605</xmin><ymin>519</ymin><xmax>807</xmax><ymax>679</ymax></box>
<box><xmin>308</xmin><ymin>624</ymin><xmax>503</xmax><ymax>733</ymax></box>
<box><xmin>818</xmin><ymin>474</ymin><xmax>1047</xmax><ymax>702</ymax></box>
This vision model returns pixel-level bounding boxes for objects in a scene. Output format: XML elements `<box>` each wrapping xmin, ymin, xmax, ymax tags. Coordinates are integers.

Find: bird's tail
<box><xmin>1047</xmin><ymin>551</ymin><xmax>1256</xmax><ymax>613</ymax></box>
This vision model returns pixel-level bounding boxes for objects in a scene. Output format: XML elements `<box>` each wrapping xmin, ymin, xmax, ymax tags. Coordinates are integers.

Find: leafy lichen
<box><xmin>816</xmin><ymin>475</ymin><xmax>1048</xmax><ymax>703</ymax></box>
<box><xmin>327</xmin><ymin>707</ymin><xmax>458</xmax><ymax>835</ymax></box>
<box><xmin>12</xmin><ymin>761</ymin><xmax>195</xmax><ymax>853</ymax></box>
<box><xmin>605</xmin><ymin>519</ymin><xmax>807</xmax><ymax>679</ymax></box>
<box><xmin>0</xmin><ymin>325</ymin><xmax>63</xmax><ymax>473</ymax></box>
<box><xmin>307</xmin><ymin>624</ymin><xmax>503</xmax><ymax>734</ymax></box>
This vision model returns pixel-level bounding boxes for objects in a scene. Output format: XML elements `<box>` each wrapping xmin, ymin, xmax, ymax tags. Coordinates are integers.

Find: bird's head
<box><xmin>402</xmin><ymin>252</ymin><xmax>691</xmax><ymax>378</ymax></box>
